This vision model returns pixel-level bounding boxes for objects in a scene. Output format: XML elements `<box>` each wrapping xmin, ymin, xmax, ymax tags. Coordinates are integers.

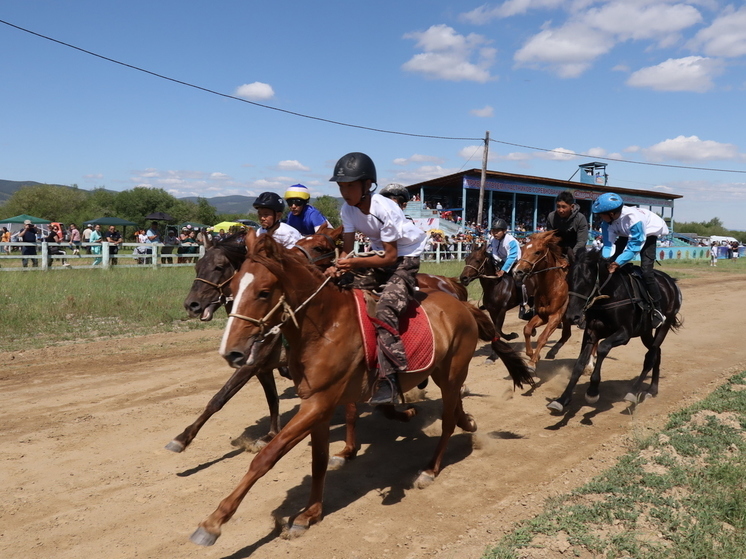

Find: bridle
<box><xmin>193</xmin><ymin>272</ymin><xmax>237</xmax><ymax>310</ymax></box>
<box><xmin>462</xmin><ymin>248</ymin><xmax>502</xmax><ymax>280</ymax></box>
<box><xmin>516</xmin><ymin>249</ymin><xmax>566</xmax><ymax>279</ymax></box>
<box><xmin>293</xmin><ymin>232</ymin><xmax>339</xmax><ymax>266</ymax></box>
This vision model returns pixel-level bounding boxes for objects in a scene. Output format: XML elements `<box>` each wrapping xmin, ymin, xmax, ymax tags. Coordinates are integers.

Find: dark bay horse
<box><xmin>190</xmin><ymin>230</ymin><xmax>533</xmax><ymax>546</ymax></box>
<box><xmin>547</xmin><ymin>247</ymin><xmax>682</xmax><ymax>414</ymax></box>
<box><xmin>512</xmin><ymin>231</ymin><xmax>573</xmax><ymax>372</ymax></box>
<box><xmin>459</xmin><ymin>243</ymin><xmax>523</xmax><ymax>356</ymax></box>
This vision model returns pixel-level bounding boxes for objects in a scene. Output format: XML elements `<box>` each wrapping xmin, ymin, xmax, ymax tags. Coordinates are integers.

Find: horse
<box><xmin>189</xmin><ymin>229</ymin><xmax>534</xmax><ymax>546</ymax></box>
<box><xmin>459</xmin><ymin>243</ymin><xmax>522</xmax><ymax>354</ymax></box>
<box><xmin>511</xmin><ymin>231</ymin><xmax>573</xmax><ymax>372</ymax></box>
<box><xmin>170</xmin><ymin>230</ymin><xmax>351</xmax><ymax>456</ymax></box>
<box><xmin>547</xmin><ymin>247</ymin><xmax>682</xmax><ymax>414</ymax></box>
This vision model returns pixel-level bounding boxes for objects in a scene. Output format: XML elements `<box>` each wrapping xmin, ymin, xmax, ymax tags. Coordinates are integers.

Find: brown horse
<box><xmin>512</xmin><ymin>231</ymin><xmax>573</xmax><ymax>372</ymax></box>
<box><xmin>190</xmin><ymin>229</ymin><xmax>533</xmax><ymax>546</ymax></box>
<box><xmin>459</xmin><ymin>243</ymin><xmax>523</xmax><ymax>360</ymax></box>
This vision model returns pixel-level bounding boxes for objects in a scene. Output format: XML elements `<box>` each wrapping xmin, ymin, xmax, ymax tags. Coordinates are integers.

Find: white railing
<box><xmin>0</xmin><ymin>242</ymin><xmax>206</xmax><ymax>271</ymax></box>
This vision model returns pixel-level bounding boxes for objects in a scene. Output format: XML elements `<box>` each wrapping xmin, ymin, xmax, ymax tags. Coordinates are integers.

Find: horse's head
<box><xmin>459</xmin><ymin>243</ymin><xmax>489</xmax><ymax>286</ymax></box>
<box><xmin>566</xmin><ymin>247</ymin><xmax>599</xmax><ymax>326</ymax></box>
<box><xmin>184</xmin><ymin>235</ymin><xmax>247</xmax><ymax>321</ymax></box>
<box><xmin>219</xmin><ymin>229</ymin><xmax>323</xmax><ymax>368</ymax></box>
<box><xmin>513</xmin><ymin>231</ymin><xmax>563</xmax><ymax>284</ymax></box>
<box><xmin>294</xmin><ymin>224</ymin><xmax>343</xmax><ymax>270</ymax></box>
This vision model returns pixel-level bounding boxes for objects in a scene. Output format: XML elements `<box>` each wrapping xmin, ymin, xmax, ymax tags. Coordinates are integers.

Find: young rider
<box><xmin>253</xmin><ymin>191</ymin><xmax>302</xmax><ymax>249</ymax></box>
<box><xmin>283</xmin><ymin>184</ymin><xmax>331</xmax><ymax>236</ymax></box>
<box><xmin>592</xmin><ymin>192</ymin><xmax>668</xmax><ymax>328</ymax></box>
<box><xmin>546</xmin><ymin>190</ymin><xmax>589</xmax><ymax>255</ymax></box>
<box><xmin>378</xmin><ymin>183</ymin><xmax>411</xmax><ymax>212</ymax></box>
<box><xmin>487</xmin><ymin>218</ymin><xmax>530</xmax><ymax>317</ymax></box>
<box><xmin>330</xmin><ymin>152</ymin><xmax>427</xmax><ymax>405</ymax></box>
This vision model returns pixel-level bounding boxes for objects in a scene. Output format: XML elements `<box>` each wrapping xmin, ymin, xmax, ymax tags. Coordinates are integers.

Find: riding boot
<box><xmin>369</xmin><ymin>335</ymin><xmax>406</xmax><ymax>405</ymax></box>
<box><xmin>369</xmin><ymin>370</ymin><xmax>402</xmax><ymax>405</ymax></box>
<box><xmin>651</xmin><ymin>301</ymin><xmax>665</xmax><ymax>329</ymax></box>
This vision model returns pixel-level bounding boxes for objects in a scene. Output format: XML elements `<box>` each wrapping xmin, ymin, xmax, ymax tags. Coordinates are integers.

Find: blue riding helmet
<box><xmin>592</xmin><ymin>193</ymin><xmax>624</xmax><ymax>214</ymax></box>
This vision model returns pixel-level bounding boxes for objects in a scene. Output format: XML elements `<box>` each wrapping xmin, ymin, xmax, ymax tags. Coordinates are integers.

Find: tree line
<box><xmin>676</xmin><ymin>217</ymin><xmax>746</xmax><ymax>243</ymax></box>
<box><xmin>0</xmin><ymin>184</ymin><xmax>341</xmax><ymax>237</ymax></box>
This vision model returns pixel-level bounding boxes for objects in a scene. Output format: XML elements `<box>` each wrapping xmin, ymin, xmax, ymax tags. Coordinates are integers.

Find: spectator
<box><xmin>162</xmin><ymin>228</ymin><xmax>179</xmax><ymax>264</ymax></box>
<box><xmin>1</xmin><ymin>226</ymin><xmax>10</xmax><ymax>255</ymax></box>
<box><xmin>69</xmin><ymin>224</ymin><xmax>81</xmax><ymax>256</ymax></box>
<box><xmin>82</xmin><ymin>224</ymin><xmax>93</xmax><ymax>254</ymax></box>
<box><xmin>45</xmin><ymin>223</ymin><xmax>67</xmax><ymax>267</ymax></box>
<box><xmin>19</xmin><ymin>220</ymin><xmax>39</xmax><ymax>268</ymax></box>
<box><xmin>146</xmin><ymin>221</ymin><xmax>161</xmax><ymax>243</ymax></box>
<box><xmin>284</xmin><ymin>184</ymin><xmax>331</xmax><ymax>235</ymax></box>
<box><xmin>710</xmin><ymin>241</ymin><xmax>718</xmax><ymax>267</ymax></box>
<box><xmin>90</xmin><ymin>224</ymin><xmax>103</xmax><ymax>265</ymax></box>
<box><xmin>105</xmin><ymin>225</ymin><xmax>122</xmax><ymax>265</ymax></box>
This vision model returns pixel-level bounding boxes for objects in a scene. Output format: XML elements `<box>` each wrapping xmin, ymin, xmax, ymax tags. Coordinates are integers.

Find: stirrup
<box><xmin>369</xmin><ymin>375</ymin><xmax>401</xmax><ymax>405</ymax></box>
<box><xmin>651</xmin><ymin>309</ymin><xmax>665</xmax><ymax>329</ymax></box>
<box><xmin>519</xmin><ymin>306</ymin><xmax>535</xmax><ymax>321</ymax></box>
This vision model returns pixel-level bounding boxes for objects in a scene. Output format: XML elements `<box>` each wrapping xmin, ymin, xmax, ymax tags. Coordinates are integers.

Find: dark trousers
<box><xmin>614</xmin><ymin>236</ymin><xmax>662</xmax><ymax>306</ymax></box>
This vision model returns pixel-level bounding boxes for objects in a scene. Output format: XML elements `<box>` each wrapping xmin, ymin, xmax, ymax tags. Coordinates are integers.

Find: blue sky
<box><xmin>1</xmin><ymin>1</ymin><xmax>745</xmax><ymax>229</ymax></box>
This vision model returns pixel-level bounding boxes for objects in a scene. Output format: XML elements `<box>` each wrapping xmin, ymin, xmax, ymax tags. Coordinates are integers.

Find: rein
<box><xmin>516</xmin><ymin>250</ymin><xmax>566</xmax><ymax>279</ymax></box>
<box><xmin>228</xmin><ymin>273</ymin><xmax>334</xmax><ymax>337</ymax></box>
<box><xmin>463</xmin><ymin>252</ymin><xmax>502</xmax><ymax>280</ymax></box>
<box><xmin>294</xmin><ymin>232</ymin><xmax>340</xmax><ymax>266</ymax></box>
<box><xmin>193</xmin><ymin>272</ymin><xmax>237</xmax><ymax>307</ymax></box>
<box><xmin>568</xmin><ymin>264</ymin><xmax>637</xmax><ymax>314</ymax></box>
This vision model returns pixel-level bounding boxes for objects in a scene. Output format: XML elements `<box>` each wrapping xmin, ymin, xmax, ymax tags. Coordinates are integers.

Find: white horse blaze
<box><xmin>219</xmin><ymin>273</ymin><xmax>255</xmax><ymax>356</ymax></box>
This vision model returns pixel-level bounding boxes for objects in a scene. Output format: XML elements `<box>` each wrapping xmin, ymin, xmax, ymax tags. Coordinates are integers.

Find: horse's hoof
<box><xmin>526</xmin><ymin>363</ymin><xmax>536</xmax><ymax>375</ymax></box>
<box><xmin>458</xmin><ymin>413</ymin><xmax>478</xmax><ymax>433</ymax></box>
<box><xmin>623</xmin><ymin>392</ymin><xmax>639</xmax><ymax>404</ymax></box>
<box><xmin>190</xmin><ymin>526</ymin><xmax>219</xmax><ymax>546</ymax></box>
<box><xmin>547</xmin><ymin>401</ymin><xmax>564</xmax><ymax>414</ymax></box>
<box><xmin>483</xmin><ymin>357</ymin><xmax>496</xmax><ymax>365</ymax></box>
<box><xmin>283</xmin><ymin>523</ymin><xmax>309</xmax><ymax>539</ymax></box>
<box><xmin>165</xmin><ymin>440</ymin><xmax>185</xmax><ymax>453</ymax></box>
<box><xmin>504</xmin><ymin>332</ymin><xmax>519</xmax><ymax>341</ymax></box>
<box><xmin>643</xmin><ymin>392</ymin><xmax>656</xmax><ymax>401</ymax></box>
<box><xmin>585</xmin><ymin>393</ymin><xmax>600</xmax><ymax>405</ymax></box>
<box><xmin>460</xmin><ymin>384</ymin><xmax>471</xmax><ymax>397</ymax></box>
<box><xmin>327</xmin><ymin>455</ymin><xmax>347</xmax><ymax>470</ymax></box>
<box><xmin>414</xmin><ymin>471</ymin><xmax>436</xmax><ymax>489</ymax></box>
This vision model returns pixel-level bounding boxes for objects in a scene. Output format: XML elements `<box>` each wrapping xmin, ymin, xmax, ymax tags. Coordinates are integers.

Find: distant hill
<box><xmin>0</xmin><ymin>179</ymin><xmax>74</xmax><ymax>202</ymax></box>
<box><xmin>180</xmin><ymin>195</ymin><xmax>256</xmax><ymax>215</ymax></box>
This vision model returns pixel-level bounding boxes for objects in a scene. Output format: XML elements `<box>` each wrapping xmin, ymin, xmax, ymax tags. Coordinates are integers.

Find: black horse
<box><xmin>459</xmin><ymin>244</ymin><xmax>523</xmax><ymax>355</ymax></box>
<box><xmin>547</xmin><ymin>248</ymin><xmax>682</xmax><ymax>414</ymax></box>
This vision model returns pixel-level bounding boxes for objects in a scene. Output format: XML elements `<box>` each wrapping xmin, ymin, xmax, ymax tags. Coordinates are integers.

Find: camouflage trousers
<box><xmin>374</xmin><ymin>256</ymin><xmax>420</xmax><ymax>378</ymax></box>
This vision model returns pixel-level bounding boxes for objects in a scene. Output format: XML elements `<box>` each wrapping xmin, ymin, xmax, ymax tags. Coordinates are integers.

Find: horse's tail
<box><xmin>463</xmin><ymin>302</ymin><xmax>535</xmax><ymax>389</ymax></box>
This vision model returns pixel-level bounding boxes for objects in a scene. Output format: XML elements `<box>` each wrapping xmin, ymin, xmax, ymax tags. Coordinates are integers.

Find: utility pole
<box><xmin>477</xmin><ymin>131</ymin><xmax>490</xmax><ymax>231</ymax></box>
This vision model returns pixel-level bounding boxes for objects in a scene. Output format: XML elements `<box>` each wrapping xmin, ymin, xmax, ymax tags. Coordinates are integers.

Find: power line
<box><xmin>3</xmin><ymin>18</ymin><xmax>746</xmax><ymax>176</ymax></box>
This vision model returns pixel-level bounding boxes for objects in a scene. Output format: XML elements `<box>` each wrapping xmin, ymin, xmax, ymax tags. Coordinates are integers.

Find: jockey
<box><xmin>592</xmin><ymin>192</ymin><xmax>668</xmax><ymax>328</ymax></box>
<box><xmin>546</xmin><ymin>190</ymin><xmax>589</xmax><ymax>255</ymax></box>
<box><xmin>253</xmin><ymin>191</ymin><xmax>302</xmax><ymax>249</ymax></box>
<box><xmin>330</xmin><ymin>152</ymin><xmax>427</xmax><ymax>405</ymax></box>
<box><xmin>487</xmin><ymin>218</ymin><xmax>521</xmax><ymax>277</ymax></box>
<box><xmin>283</xmin><ymin>184</ymin><xmax>331</xmax><ymax>236</ymax></box>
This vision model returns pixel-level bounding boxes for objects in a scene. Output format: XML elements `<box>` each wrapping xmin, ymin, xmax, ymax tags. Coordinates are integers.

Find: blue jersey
<box><xmin>286</xmin><ymin>205</ymin><xmax>330</xmax><ymax>236</ymax></box>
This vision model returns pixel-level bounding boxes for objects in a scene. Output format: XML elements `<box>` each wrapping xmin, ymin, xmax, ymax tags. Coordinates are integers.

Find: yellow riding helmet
<box><xmin>284</xmin><ymin>184</ymin><xmax>311</xmax><ymax>201</ymax></box>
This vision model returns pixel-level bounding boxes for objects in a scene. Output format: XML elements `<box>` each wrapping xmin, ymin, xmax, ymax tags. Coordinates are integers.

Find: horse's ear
<box><xmin>244</xmin><ymin>227</ymin><xmax>258</xmax><ymax>253</ymax></box>
<box><xmin>330</xmin><ymin>225</ymin><xmax>344</xmax><ymax>241</ymax></box>
<box><xmin>262</xmin><ymin>232</ymin><xmax>284</xmax><ymax>260</ymax></box>
<box><xmin>316</xmin><ymin>222</ymin><xmax>329</xmax><ymax>234</ymax></box>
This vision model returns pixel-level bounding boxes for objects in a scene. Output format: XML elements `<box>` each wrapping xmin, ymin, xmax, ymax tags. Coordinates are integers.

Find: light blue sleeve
<box><xmin>615</xmin><ymin>221</ymin><xmax>645</xmax><ymax>266</ymax></box>
<box><xmin>600</xmin><ymin>222</ymin><xmax>614</xmax><ymax>259</ymax></box>
<box><xmin>503</xmin><ymin>239</ymin><xmax>520</xmax><ymax>272</ymax></box>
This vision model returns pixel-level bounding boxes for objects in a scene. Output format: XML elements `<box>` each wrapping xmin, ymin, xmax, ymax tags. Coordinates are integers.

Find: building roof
<box><xmin>406</xmin><ymin>168</ymin><xmax>682</xmax><ymax>202</ymax></box>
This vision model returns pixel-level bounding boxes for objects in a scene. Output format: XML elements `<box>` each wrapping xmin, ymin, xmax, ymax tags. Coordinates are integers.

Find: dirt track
<box><xmin>2</xmin><ymin>273</ymin><xmax>745</xmax><ymax>559</ymax></box>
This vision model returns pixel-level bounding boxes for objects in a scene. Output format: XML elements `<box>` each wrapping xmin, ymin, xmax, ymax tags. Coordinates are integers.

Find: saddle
<box><xmin>619</xmin><ymin>264</ymin><xmax>653</xmax><ymax>310</ymax></box>
<box><xmin>352</xmin><ymin>289</ymin><xmax>435</xmax><ymax>373</ymax></box>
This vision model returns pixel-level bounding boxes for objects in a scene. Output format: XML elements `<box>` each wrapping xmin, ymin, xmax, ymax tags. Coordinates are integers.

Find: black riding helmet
<box><xmin>379</xmin><ymin>183</ymin><xmax>411</xmax><ymax>204</ymax></box>
<box><xmin>329</xmin><ymin>152</ymin><xmax>377</xmax><ymax>184</ymax></box>
<box><xmin>253</xmin><ymin>192</ymin><xmax>285</xmax><ymax>213</ymax></box>
<box><xmin>491</xmin><ymin>218</ymin><xmax>509</xmax><ymax>231</ymax></box>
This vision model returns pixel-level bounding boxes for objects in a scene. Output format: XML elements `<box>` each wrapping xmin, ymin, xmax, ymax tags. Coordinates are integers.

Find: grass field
<box><xmin>2</xmin><ymin>256</ymin><xmax>744</xmax><ymax>352</ymax></box>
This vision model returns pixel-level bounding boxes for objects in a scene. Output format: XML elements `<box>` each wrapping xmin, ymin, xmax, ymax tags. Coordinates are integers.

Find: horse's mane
<box><xmin>251</xmin><ymin>234</ymin><xmax>327</xmax><ymax>291</ymax></box>
<box><xmin>213</xmin><ymin>233</ymin><xmax>248</xmax><ymax>269</ymax></box>
<box><xmin>533</xmin><ymin>230</ymin><xmax>565</xmax><ymax>264</ymax></box>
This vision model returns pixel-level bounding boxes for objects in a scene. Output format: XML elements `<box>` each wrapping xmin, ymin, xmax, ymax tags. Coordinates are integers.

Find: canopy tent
<box><xmin>212</xmin><ymin>221</ymin><xmax>245</xmax><ymax>231</ymax></box>
<box><xmin>1</xmin><ymin>214</ymin><xmax>52</xmax><ymax>224</ymax></box>
<box><xmin>84</xmin><ymin>217</ymin><xmax>138</xmax><ymax>227</ymax></box>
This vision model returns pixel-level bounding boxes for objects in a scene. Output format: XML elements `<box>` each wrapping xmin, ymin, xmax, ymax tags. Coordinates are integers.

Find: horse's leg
<box><xmin>166</xmin><ymin>363</ymin><xmax>259</xmax><ymax>453</ymax></box>
<box><xmin>286</xmin><ymin>415</ymin><xmax>333</xmax><ymax>537</ymax></box>
<box><xmin>190</xmin><ymin>401</ymin><xmax>331</xmax><ymax>546</ymax></box>
<box><xmin>627</xmin><ymin>325</ymin><xmax>671</xmax><ymax>403</ymax></box>
<box><xmin>494</xmin><ymin>280</ymin><xmax>519</xmax><ymax>341</ymax></box>
<box><xmin>255</xmin><ymin>369</ymin><xmax>281</xmax><ymax>444</ymax></box>
<box><xmin>547</xmin><ymin>329</ymin><xmax>598</xmax><ymax>413</ymax></box>
<box><xmin>528</xmin><ymin>312</ymin><xmax>563</xmax><ymax>369</ymax></box>
<box><xmin>328</xmin><ymin>403</ymin><xmax>359</xmax><ymax>470</ymax></box>
<box><xmin>522</xmin><ymin>314</ymin><xmax>545</xmax><ymax>362</ymax></box>
<box><xmin>376</xmin><ymin>403</ymin><xmax>419</xmax><ymax>422</ymax></box>
<box><xmin>585</xmin><ymin>328</ymin><xmax>631</xmax><ymax>404</ymax></box>
<box><xmin>545</xmin><ymin>318</ymin><xmax>572</xmax><ymax>360</ymax></box>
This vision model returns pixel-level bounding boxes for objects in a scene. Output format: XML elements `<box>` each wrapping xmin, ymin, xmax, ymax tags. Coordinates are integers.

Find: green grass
<box><xmin>484</xmin><ymin>372</ymin><xmax>746</xmax><ymax>559</ymax></box>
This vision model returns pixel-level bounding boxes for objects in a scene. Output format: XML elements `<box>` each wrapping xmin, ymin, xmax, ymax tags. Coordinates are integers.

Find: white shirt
<box><xmin>341</xmin><ymin>193</ymin><xmax>426</xmax><ymax>257</ymax></box>
<box><xmin>258</xmin><ymin>222</ymin><xmax>302</xmax><ymax>249</ymax></box>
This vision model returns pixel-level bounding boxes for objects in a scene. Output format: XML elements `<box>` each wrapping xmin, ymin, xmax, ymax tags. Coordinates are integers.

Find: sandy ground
<box><xmin>2</xmin><ymin>273</ymin><xmax>745</xmax><ymax>559</ymax></box>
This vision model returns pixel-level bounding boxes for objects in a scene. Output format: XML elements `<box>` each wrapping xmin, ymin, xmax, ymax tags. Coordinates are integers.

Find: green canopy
<box><xmin>1</xmin><ymin>213</ymin><xmax>52</xmax><ymax>224</ymax></box>
<box><xmin>85</xmin><ymin>216</ymin><xmax>138</xmax><ymax>227</ymax></box>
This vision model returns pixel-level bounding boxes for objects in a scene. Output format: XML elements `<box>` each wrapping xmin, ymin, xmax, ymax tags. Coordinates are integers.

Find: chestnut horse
<box><xmin>512</xmin><ymin>231</ymin><xmax>573</xmax><ymax>372</ymax></box>
<box><xmin>548</xmin><ymin>248</ymin><xmax>682</xmax><ymax>413</ymax></box>
<box><xmin>190</xmin><ymin>229</ymin><xmax>533</xmax><ymax>546</ymax></box>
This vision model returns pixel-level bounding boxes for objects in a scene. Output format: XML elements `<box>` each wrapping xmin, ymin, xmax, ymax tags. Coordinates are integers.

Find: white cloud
<box><xmin>626</xmin><ymin>56</ymin><xmax>723</xmax><ymax>92</ymax></box>
<box><xmin>402</xmin><ymin>24</ymin><xmax>496</xmax><ymax>82</ymax></box>
<box><xmin>470</xmin><ymin>105</ymin><xmax>495</xmax><ymax>117</ymax></box>
<box><xmin>514</xmin><ymin>23</ymin><xmax>614</xmax><ymax>78</ymax></box>
<box><xmin>460</xmin><ymin>0</ymin><xmax>566</xmax><ymax>24</ymax></box>
<box><xmin>234</xmin><ymin>82</ymin><xmax>275</xmax><ymax>101</ymax></box>
<box><xmin>210</xmin><ymin>172</ymin><xmax>231</xmax><ymax>180</ymax></box>
<box><xmin>83</xmin><ymin>173</ymin><xmax>104</xmax><ymax>180</ymax></box>
<box><xmin>276</xmin><ymin>160</ymin><xmax>311</xmax><ymax>172</ymax></box>
<box><xmin>582</xmin><ymin>2</ymin><xmax>702</xmax><ymax>44</ymax></box>
<box><xmin>642</xmin><ymin>135</ymin><xmax>741</xmax><ymax>162</ymax></box>
<box><xmin>688</xmin><ymin>5</ymin><xmax>746</xmax><ymax>58</ymax></box>
<box><xmin>392</xmin><ymin>165</ymin><xmax>461</xmax><ymax>183</ymax></box>
<box><xmin>393</xmin><ymin>154</ymin><xmax>445</xmax><ymax>166</ymax></box>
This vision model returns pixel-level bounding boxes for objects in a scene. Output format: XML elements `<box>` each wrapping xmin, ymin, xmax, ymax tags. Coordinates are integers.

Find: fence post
<box><xmin>152</xmin><ymin>244</ymin><xmax>161</xmax><ymax>269</ymax></box>
<box><xmin>41</xmin><ymin>242</ymin><xmax>49</xmax><ymax>270</ymax></box>
<box><xmin>102</xmin><ymin>242</ymin><xmax>110</xmax><ymax>269</ymax></box>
